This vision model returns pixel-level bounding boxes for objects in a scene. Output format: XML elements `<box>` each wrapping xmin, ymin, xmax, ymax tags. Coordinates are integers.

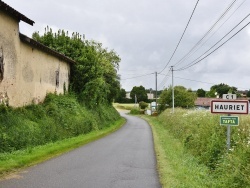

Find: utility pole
<box><xmin>155</xmin><ymin>71</ymin><xmax>157</xmax><ymax>111</ymax></box>
<box><xmin>171</xmin><ymin>66</ymin><xmax>174</xmax><ymax>113</ymax></box>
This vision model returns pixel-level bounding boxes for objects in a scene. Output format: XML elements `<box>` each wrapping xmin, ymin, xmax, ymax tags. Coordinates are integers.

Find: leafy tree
<box><xmin>158</xmin><ymin>85</ymin><xmax>196</xmax><ymax>111</ymax></box>
<box><xmin>115</xmin><ymin>88</ymin><xmax>127</xmax><ymax>103</ymax></box>
<box><xmin>205</xmin><ymin>88</ymin><xmax>217</xmax><ymax>98</ymax></box>
<box><xmin>130</xmin><ymin>86</ymin><xmax>148</xmax><ymax>103</ymax></box>
<box><xmin>210</xmin><ymin>83</ymin><xmax>237</xmax><ymax>98</ymax></box>
<box><xmin>197</xmin><ymin>88</ymin><xmax>206</xmax><ymax>97</ymax></box>
<box><xmin>247</xmin><ymin>90</ymin><xmax>250</xmax><ymax>97</ymax></box>
<box><xmin>32</xmin><ymin>27</ymin><xmax>121</xmax><ymax>107</ymax></box>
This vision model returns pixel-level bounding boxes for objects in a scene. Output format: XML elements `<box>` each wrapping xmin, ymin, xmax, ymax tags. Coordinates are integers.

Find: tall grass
<box><xmin>156</xmin><ymin>108</ymin><xmax>250</xmax><ymax>187</ymax></box>
<box><xmin>0</xmin><ymin>93</ymin><xmax>121</xmax><ymax>153</ymax></box>
<box><xmin>144</xmin><ymin>115</ymin><xmax>216</xmax><ymax>187</ymax></box>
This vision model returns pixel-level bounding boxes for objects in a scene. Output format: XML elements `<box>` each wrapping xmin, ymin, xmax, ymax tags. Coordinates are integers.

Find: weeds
<box><xmin>156</xmin><ymin>108</ymin><xmax>250</xmax><ymax>187</ymax></box>
<box><xmin>0</xmin><ymin>93</ymin><xmax>120</xmax><ymax>153</ymax></box>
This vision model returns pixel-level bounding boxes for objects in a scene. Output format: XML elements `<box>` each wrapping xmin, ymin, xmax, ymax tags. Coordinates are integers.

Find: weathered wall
<box><xmin>0</xmin><ymin>10</ymin><xmax>70</xmax><ymax>107</ymax></box>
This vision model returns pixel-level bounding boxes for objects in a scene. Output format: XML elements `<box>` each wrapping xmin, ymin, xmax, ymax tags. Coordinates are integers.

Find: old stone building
<box><xmin>0</xmin><ymin>1</ymin><xmax>75</xmax><ymax>107</ymax></box>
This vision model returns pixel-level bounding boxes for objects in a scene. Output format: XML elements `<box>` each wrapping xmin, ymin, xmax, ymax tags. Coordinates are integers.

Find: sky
<box><xmin>5</xmin><ymin>0</ymin><xmax>250</xmax><ymax>92</ymax></box>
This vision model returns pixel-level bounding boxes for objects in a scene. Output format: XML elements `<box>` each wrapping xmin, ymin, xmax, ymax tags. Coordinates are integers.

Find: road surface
<box><xmin>0</xmin><ymin>111</ymin><xmax>161</xmax><ymax>188</ymax></box>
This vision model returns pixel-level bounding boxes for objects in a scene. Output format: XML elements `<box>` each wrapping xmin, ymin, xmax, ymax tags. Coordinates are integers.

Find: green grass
<box><xmin>0</xmin><ymin>118</ymin><xmax>125</xmax><ymax>178</ymax></box>
<box><xmin>113</xmin><ymin>103</ymin><xmax>139</xmax><ymax>110</ymax></box>
<box><xmin>142</xmin><ymin>115</ymin><xmax>217</xmax><ymax>188</ymax></box>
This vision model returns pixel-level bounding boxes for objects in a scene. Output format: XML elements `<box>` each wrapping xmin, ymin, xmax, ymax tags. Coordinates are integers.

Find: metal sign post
<box><xmin>226</xmin><ymin>114</ymin><xmax>231</xmax><ymax>151</ymax></box>
<box><xmin>211</xmin><ymin>97</ymin><xmax>248</xmax><ymax>151</ymax></box>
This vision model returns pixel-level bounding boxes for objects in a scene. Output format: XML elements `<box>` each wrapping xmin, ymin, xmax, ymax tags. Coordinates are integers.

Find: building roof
<box><xmin>195</xmin><ymin>97</ymin><xmax>219</xmax><ymax>107</ymax></box>
<box><xmin>0</xmin><ymin>0</ymin><xmax>34</xmax><ymax>25</ymax></box>
<box><xmin>20</xmin><ymin>33</ymin><xmax>76</xmax><ymax>64</ymax></box>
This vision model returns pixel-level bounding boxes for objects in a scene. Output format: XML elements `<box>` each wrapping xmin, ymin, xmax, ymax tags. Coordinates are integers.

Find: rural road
<box><xmin>0</xmin><ymin>111</ymin><xmax>161</xmax><ymax>188</ymax></box>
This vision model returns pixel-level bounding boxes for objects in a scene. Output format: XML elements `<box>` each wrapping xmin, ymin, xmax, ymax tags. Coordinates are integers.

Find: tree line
<box><xmin>115</xmin><ymin>83</ymin><xmax>250</xmax><ymax>111</ymax></box>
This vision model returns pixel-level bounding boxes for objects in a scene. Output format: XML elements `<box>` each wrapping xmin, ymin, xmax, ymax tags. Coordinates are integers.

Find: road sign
<box><xmin>211</xmin><ymin>100</ymin><xmax>249</xmax><ymax>114</ymax></box>
<box><xmin>223</xmin><ymin>94</ymin><xmax>236</xmax><ymax>100</ymax></box>
<box><xmin>220</xmin><ymin>116</ymin><xmax>239</xmax><ymax>126</ymax></box>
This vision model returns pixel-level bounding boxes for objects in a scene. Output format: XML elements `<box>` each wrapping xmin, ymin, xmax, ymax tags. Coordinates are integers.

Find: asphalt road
<box><xmin>0</xmin><ymin>111</ymin><xmax>161</xmax><ymax>188</ymax></box>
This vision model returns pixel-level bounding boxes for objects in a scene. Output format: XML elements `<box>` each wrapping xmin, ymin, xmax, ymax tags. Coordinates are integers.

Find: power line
<box><xmin>158</xmin><ymin>0</ymin><xmax>200</xmax><ymax>74</ymax></box>
<box><xmin>158</xmin><ymin>73</ymin><xmax>250</xmax><ymax>90</ymax></box>
<box><xmin>175</xmin><ymin>18</ymin><xmax>250</xmax><ymax>71</ymax></box>
<box><xmin>173</xmin><ymin>0</ymin><xmax>239</xmax><ymax>68</ymax></box>
<box><xmin>157</xmin><ymin>69</ymin><xmax>171</xmax><ymax>89</ymax></box>
<box><xmin>121</xmin><ymin>72</ymin><xmax>154</xmax><ymax>80</ymax></box>
<box><xmin>159</xmin><ymin>73</ymin><xmax>216</xmax><ymax>85</ymax></box>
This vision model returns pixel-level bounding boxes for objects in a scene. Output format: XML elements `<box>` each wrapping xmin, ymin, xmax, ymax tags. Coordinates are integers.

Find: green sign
<box><xmin>220</xmin><ymin>116</ymin><xmax>239</xmax><ymax>126</ymax></box>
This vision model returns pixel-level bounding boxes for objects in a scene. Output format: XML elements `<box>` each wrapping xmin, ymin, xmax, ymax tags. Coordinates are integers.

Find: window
<box><xmin>55</xmin><ymin>70</ymin><xmax>59</xmax><ymax>87</ymax></box>
<box><xmin>0</xmin><ymin>48</ymin><xmax>4</xmax><ymax>82</ymax></box>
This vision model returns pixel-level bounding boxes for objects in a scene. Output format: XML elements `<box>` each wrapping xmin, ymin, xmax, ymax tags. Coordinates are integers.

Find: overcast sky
<box><xmin>5</xmin><ymin>0</ymin><xmax>250</xmax><ymax>91</ymax></box>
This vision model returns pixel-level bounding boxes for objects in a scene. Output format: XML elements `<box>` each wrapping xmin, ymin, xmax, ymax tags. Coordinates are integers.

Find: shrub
<box><xmin>0</xmin><ymin>94</ymin><xmax>121</xmax><ymax>153</ymax></box>
<box><xmin>139</xmin><ymin>101</ymin><xmax>148</xmax><ymax>110</ymax></box>
<box><xmin>130</xmin><ymin>108</ymin><xmax>141</xmax><ymax>115</ymax></box>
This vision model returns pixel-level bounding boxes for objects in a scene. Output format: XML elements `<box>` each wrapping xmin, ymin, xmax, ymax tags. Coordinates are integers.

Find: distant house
<box><xmin>126</xmin><ymin>92</ymin><xmax>131</xmax><ymax>99</ymax></box>
<box><xmin>0</xmin><ymin>1</ymin><xmax>76</xmax><ymax>107</ymax></box>
<box><xmin>195</xmin><ymin>97</ymin><xmax>221</xmax><ymax>109</ymax></box>
<box><xmin>125</xmin><ymin>92</ymin><xmax>155</xmax><ymax>100</ymax></box>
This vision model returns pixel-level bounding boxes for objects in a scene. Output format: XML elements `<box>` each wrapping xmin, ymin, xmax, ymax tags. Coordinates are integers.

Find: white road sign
<box><xmin>223</xmin><ymin>94</ymin><xmax>236</xmax><ymax>100</ymax></box>
<box><xmin>211</xmin><ymin>100</ymin><xmax>249</xmax><ymax>114</ymax></box>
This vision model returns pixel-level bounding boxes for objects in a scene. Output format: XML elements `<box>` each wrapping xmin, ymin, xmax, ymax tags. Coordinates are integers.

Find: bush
<box><xmin>130</xmin><ymin>108</ymin><xmax>141</xmax><ymax>115</ymax></box>
<box><xmin>139</xmin><ymin>101</ymin><xmax>148</xmax><ymax>109</ymax></box>
<box><xmin>0</xmin><ymin>94</ymin><xmax>121</xmax><ymax>153</ymax></box>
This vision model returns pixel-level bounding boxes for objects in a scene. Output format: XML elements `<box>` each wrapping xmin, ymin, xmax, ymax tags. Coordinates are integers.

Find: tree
<box><xmin>197</xmin><ymin>88</ymin><xmax>206</xmax><ymax>97</ymax></box>
<box><xmin>115</xmin><ymin>88</ymin><xmax>127</xmax><ymax>103</ymax></box>
<box><xmin>32</xmin><ymin>27</ymin><xmax>121</xmax><ymax>107</ymax></box>
<box><xmin>209</xmin><ymin>83</ymin><xmax>237</xmax><ymax>98</ymax></box>
<box><xmin>130</xmin><ymin>86</ymin><xmax>148</xmax><ymax>103</ymax></box>
<box><xmin>247</xmin><ymin>90</ymin><xmax>250</xmax><ymax>97</ymax></box>
<box><xmin>158</xmin><ymin>85</ymin><xmax>196</xmax><ymax>111</ymax></box>
<box><xmin>139</xmin><ymin>101</ymin><xmax>148</xmax><ymax>109</ymax></box>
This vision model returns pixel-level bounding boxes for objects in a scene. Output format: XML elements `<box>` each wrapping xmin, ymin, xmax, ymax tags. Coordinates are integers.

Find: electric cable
<box><xmin>121</xmin><ymin>72</ymin><xmax>154</xmax><ymax>80</ymax></box>
<box><xmin>173</xmin><ymin>0</ymin><xmax>239</xmax><ymax>68</ymax></box>
<box><xmin>175</xmin><ymin>19</ymin><xmax>250</xmax><ymax>71</ymax></box>
<box><xmin>158</xmin><ymin>0</ymin><xmax>200</xmax><ymax>74</ymax></box>
<box><xmin>176</xmin><ymin>12</ymin><xmax>250</xmax><ymax>70</ymax></box>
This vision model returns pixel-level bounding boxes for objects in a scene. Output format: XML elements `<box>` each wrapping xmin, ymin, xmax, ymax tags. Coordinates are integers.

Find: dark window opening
<box><xmin>0</xmin><ymin>48</ymin><xmax>4</xmax><ymax>82</ymax></box>
<box><xmin>55</xmin><ymin>70</ymin><xmax>59</xmax><ymax>87</ymax></box>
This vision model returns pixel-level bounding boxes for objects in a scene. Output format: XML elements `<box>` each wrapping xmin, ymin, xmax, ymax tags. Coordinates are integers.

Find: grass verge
<box><xmin>0</xmin><ymin>118</ymin><xmax>125</xmax><ymax>179</ymax></box>
<box><xmin>142</xmin><ymin>115</ymin><xmax>217</xmax><ymax>188</ymax></box>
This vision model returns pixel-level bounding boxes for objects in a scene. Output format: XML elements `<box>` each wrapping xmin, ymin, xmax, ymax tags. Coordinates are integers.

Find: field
<box><xmin>113</xmin><ymin>103</ymin><xmax>139</xmax><ymax>110</ymax></box>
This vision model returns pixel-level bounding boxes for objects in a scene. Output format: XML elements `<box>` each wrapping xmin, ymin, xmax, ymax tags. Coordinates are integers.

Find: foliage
<box><xmin>115</xmin><ymin>88</ymin><xmax>127</xmax><ymax>103</ymax></box>
<box><xmin>32</xmin><ymin>27</ymin><xmax>121</xmax><ymax>108</ymax></box>
<box><xmin>130</xmin><ymin>108</ymin><xmax>141</xmax><ymax>115</ymax></box>
<box><xmin>142</xmin><ymin>115</ymin><xmax>217</xmax><ymax>187</ymax></box>
<box><xmin>139</xmin><ymin>101</ymin><xmax>148</xmax><ymax>109</ymax></box>
<box><xmin>0</xmin><ymin>118</ymin><xmax>125</xmax><ymax>175</ymax></box>
<box><xmin>158</xmin><ymin>85</ymin><xmax>196</xmax><ymax>112</ymax></box>
<box><xmin>156</xmin><ymin>108</ymin><xmax>250</xmax><ymax>187</ymax></box>
<box><xmin>247</xmin><ymin>90</ymin><xmax>250</xmax><ymax>97</ymax></box>
<box><xmin>205</xmin><ymin>88</ymin><xmax>217</xmax><ymax>98</ymax></box>
<box><xmin>130</xmin><ymin>85</ymin><xmax>148</xmax><ymax>102</ymax></box>
<box><xmin>209</xmin><ymin>83</ymin><xmax>237</xmax><ymax>98</ymax></box>
<box><xmin>196</xmin><ymin>88</ymin><xmax>206</xmax><ymax>97</ymax></box>
<box><xmin>0</xmin><ymin>94</ymin><xmax>120</xmax><ymax>153</ymax></box>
